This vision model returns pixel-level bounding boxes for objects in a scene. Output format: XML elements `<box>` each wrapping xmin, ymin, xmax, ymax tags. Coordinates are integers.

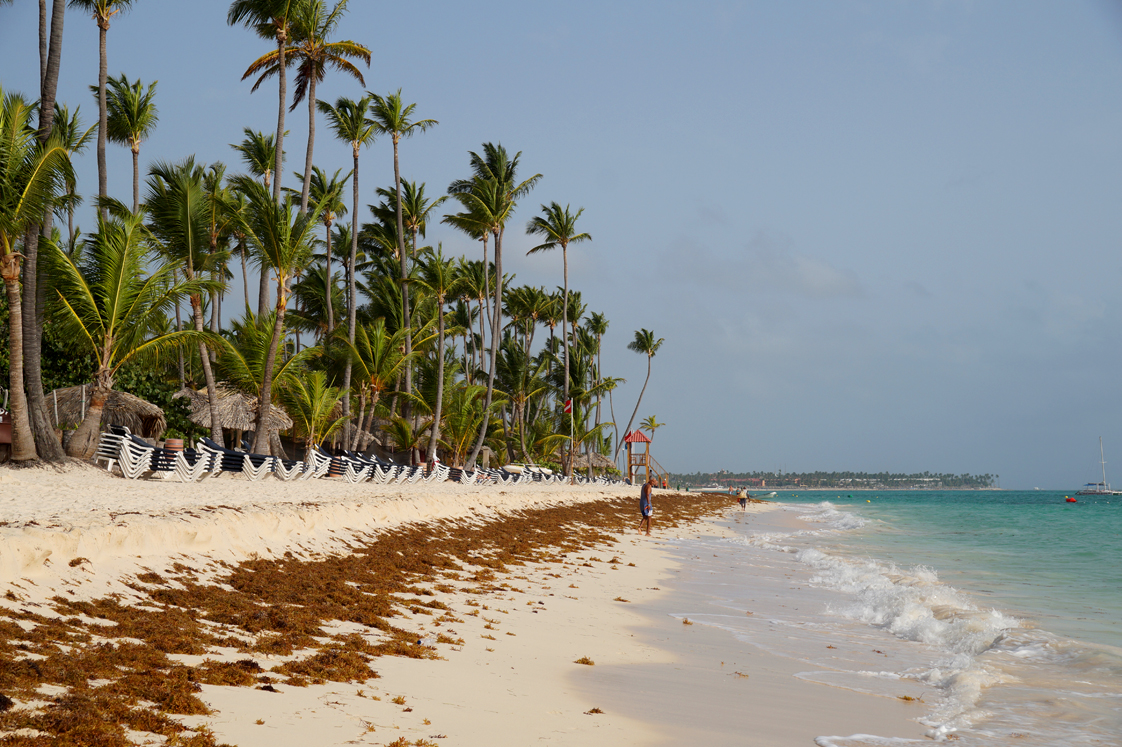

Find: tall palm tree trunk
<box><xmin>481</xmin><ymin>235</ymin><xmax>491</xmax><ymax>338</ymax></box>
<box><xmin>259</xmin><ymin>31</ymin><xmax>287</xmax><ymax>316</ymax></box>
<box><xmin>2</xmin><ymin>270</ymin><xmax>36</xmax><ymax>461</ymax></box>
<box><xmin>67</xmin><ymin>365</ymin><xmax>112</xmax><ymax>460</ymax></box>
<box><xmin>466</xmin><ymin>229</ymin><xmax>503</xmax><ymax>468</ymax></box>
<box><xmin>561</xmin><ymin>245</ymin><xmax>571</xmax><ymax>477</ymax></box>
<box><xmin>131</xmin><ymin>143</ymin><xmax>140</xmax><ymax>213</ymax></box>
<box><xmin>323</xmin><ymin>219</ymin><xmax>334</xmax><ymax>332</ymax></box>
<box><xmin>240</xmin><ymin>243</ymin><xmax>249</xmax><ymax>307</ymax></box>
<box><xmin>96</xmin><ymin>20</ymin><xmax>108</xmax><ymax>220</ymax></box>
<box><xmin>392</xmin><ymin>136</ymin><xmax>411</xmax><ymax>417</ymax></box>
<box><xmin>174</xmin><ymin>269</ymin><xmax>185</xmax><ymax>389</ymax></box>
<box><xmin>562</xmin><ymin>246</ymin><xmax>570</xmax><ymax>404</ymax></box>
<box><xmin>617</xmin><ymin>356</ymin><xmax>652</xmax><ymax>461</ymax></box>
<box><xmin>349</xmin><ymin>389</ymin><xmax>366</xmax><ymax>451</ymax></box>
<box><xmin>39</xmin><ymin>0</ymin><xmax>48</xmax><ymax>91</ymax></box>
<box><xmin>476</xmin><ymin>295</ymin><xmax>486</xmax><ymax>379</ymax></box>
<box><xmin>189</xmin><ymin>294</ymin><xmax>224</xmax><ymax>448</ymax></box>
<box><xmin>609</xmin><ymin>385</ymin><xmax>620</xmax><ymax>465</ymax></box>
<box><xmin>258</xmin><ymin>262</ymin><xmax>270</xmax><ymax>317</ymax></box>
<box><xmin>20</xmin><ymin>0</ymin><xmax>67</xmax><ymax>463</ymax></box>
<box><xmin>425</xmin><ymin>300</ymin><xmax>446</xmax><ymax>464</ymax></box>
<box><xmin>253</xmin><ymin>282</ymin><xmax>288</xmax><ymax>455</ymax></box>
<box><xmin>341</xmin><ymin>148</ymin><xmax>359</xmax><ymax>444</ymax></box>
<box><xmin>595</xmin><ymin>339</ymin><xmax>603</xmax><ymax>430</ymax></box>
<box><xmin>299</xmin><ymin>76</ymin><xmax>316</xmax><ymax>215</ymax></box>
<box><xmin>273</xmin><ymin>35</ymin><xmax>287</xmax><ymax>203</ymax></box>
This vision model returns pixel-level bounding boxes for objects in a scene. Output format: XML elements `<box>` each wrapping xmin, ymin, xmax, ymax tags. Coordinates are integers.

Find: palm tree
<box><xmin>231</xmin><ymin>174</ymin><xmax>330</xmax><ymax>454</ymax></box>
<box><xmin>526</xmin><ymin>202</ymin><xmax>590</xmax><ymax>411</ymax></box>
<box><xmin>228</xmin><ymin>0</ymin><xmax>300</xmax><ymax>203</ymax></box>
<box><xmin>438</xmin><ymin>383</ymin><xmax>487</xmax><ymax>466</ymax></box>
<box><xmin>289</xmin><ymin>260</ymin><xmax>344</xmax><ymax>342</ymax></box>
<box><xmin>615</xmin><ymin>328</ymin><xmax>664</xmax><ymax>461</ymax></box>
<box><xmin>216</xmin><ymin>308</ymin><xmax>318</xmax><ymax>399</ymax></box>
<box><xmin>443</xmin><ymin>198</ymin><xmax>493</xmax><ymax>342</ymax></box>
<box><xmin>640</xmin><ymin>415</ymin><xmax>665</xmax><ymax>442</ymax></box>
<box><xmin>201</xmin><ymin>163</ymin><xmax>238</xmax><ymax>340</ymax></box>
<box><xmin>287</xmin><ymin>165</ymin><xmax>348</xmax><ymax>332</ymax></box>
<box><xmin>317</xmin><ymin>94</ymin><xmax>374</xmax><ymax>439</ymax></box>
<box><xmin>415</xmin><ymin>246</ymin><xmax>463</xmax><ymax>464</ymax></box>
<box><xmin>230</xmin><ymin>127</ymin><xmax>282</xmax><ymax>192</ymax></box>
<box><xmin>494</xmin><ymin>334</ymin><xmax>549</xmax><ymax>464</ymax></box>
<box><xmin>447</xmin><ymin>144</ymin><xmax>541</xmax><ymax>468</ymax></box>
<box><xmin>586</xmin><ymin>311</ymin><xmax>608</xmax><ymax>429</ymax></box>
<box><xmin>0</xmin><ymin>87</ymin><xmax>74</xmax><ymax>461</ymax></box>
<box><xmin>279</xmin><ymin>370</ymin><xmax>345</xmax><ymax>454</ymax></box>
<box><xmin>99</xmin><ymin>73</ymin><xmax>157</xmax><ymax>212</ymax></box>
<box><xmin>369</xmin><ymin>89</ymin><xmax>438</xmax><ymax>412</ymax></box>
<box><xmin>47</xmin><ymin>212</ymin><xmax>213</xmax><ymax>458</ymax></box>
<box><xmin>68</xmin><ymin>0</ymin><xmax>135</xmax><ymax>218</ymax></box>
<box><xmin>340</xmin><ymin>318</ymin><xmax>414</xmax><ymax>449</ymax></box>
<box><xmin>49</xmin><ymin>103</ymin><xmax>94</xmax><ymax>248</ymax></box>
<box><xmin>230</xmin><ymin>126</ymin><xmax>284</xmax><ymax>315</ymax></box>
<box><xmin>243</xmin><ymin>0</ymin><xmax>369</xmax><ymax>216</ymax></box>
<box><xmin>144</xmin><ymin>157</ymin><xmax>228</xmax><ymax>446</ymax></box>
<box><xmin>18</xmin><ymin>0</ymin><xmax>69</xmax><ymax>464</ymax></box>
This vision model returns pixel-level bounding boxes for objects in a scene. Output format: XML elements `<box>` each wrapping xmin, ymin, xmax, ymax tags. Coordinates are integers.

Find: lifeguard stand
<box><xmin>624</xmin><ymin>430</ymin><xmax>652</xmax><ymax>484</ymax></box>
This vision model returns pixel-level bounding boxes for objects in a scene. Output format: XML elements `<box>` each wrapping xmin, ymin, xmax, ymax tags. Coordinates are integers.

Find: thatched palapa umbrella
<box><xmin>570</xmin><ymin>451</ymin><xmax>617</xmax><ymax>474</ymax></box>
<box><xmin>172</xmin><ymin>387</ymin><xmax>293</xmax><ymax>441</ymax></box>
<box><xmin>47</xmin><ymin>385</ymin><xmax>166</xmax><ymax>439</ymax></box>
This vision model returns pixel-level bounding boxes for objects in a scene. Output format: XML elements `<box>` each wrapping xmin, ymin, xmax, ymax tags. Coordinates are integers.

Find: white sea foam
<box><xmin>798</xmin><ymin>501</ymin><xmax>869</xmax><ymax>530</ymax></box>
<box><xmin>815</xmin><ymin>736</ymin><xmax>925</xmax><ymax>747</ymax></box>
<box><xmin>694</xmin><ymin>502</ymin><xmax>1122</xmax><ymax>745</ymax></box>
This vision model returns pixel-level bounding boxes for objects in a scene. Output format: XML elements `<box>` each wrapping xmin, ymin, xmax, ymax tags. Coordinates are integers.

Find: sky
<box><xmin>3</xmin><ymin>0</ymin><xmax>1122</xmax><ymax>489</ymax></box>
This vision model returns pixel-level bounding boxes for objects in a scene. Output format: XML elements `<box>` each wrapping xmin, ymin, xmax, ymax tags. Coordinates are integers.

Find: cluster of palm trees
<box><xmin>1</xmin><ymin>0</ymin><xmax>666</xmax><ymax>475</ymax></box>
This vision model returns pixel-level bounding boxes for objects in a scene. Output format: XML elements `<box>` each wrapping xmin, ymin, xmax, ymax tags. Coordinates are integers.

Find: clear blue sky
<box><xmin>4</xmin><ymin>1</ymin><xmax>1122</xmax><ymax>488</ymax></box>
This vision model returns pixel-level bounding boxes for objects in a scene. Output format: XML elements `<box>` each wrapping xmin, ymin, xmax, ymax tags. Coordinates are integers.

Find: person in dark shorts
<box><xmin>738</xmin><ymin>489</ymin><xmax>748</xmax><ymax>510</ymax></box>
<box><xmin>639</xmin><ymin>477</ymin><xmax>655</xmax><ymax>535</ymax></box>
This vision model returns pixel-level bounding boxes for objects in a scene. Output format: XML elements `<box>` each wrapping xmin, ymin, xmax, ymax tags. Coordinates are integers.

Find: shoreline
<box><xmin>0</xmin><ymin>464</ymin><xmax>926</xmax><ymax>745</ymax></box>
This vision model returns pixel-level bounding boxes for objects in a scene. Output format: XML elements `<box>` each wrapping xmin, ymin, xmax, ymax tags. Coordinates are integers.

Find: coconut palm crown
<box><xmin>526</xmin><ymin>201</ymin><xmax>590</xmax><ymax>414</ymax></box>
<box><xmin>98</xmin><ymin>73</ymin><xmax>157</xmax><ymax>212</ymax></box>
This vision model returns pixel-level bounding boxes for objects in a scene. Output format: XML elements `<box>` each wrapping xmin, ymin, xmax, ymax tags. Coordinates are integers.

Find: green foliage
<box><xmin>114</xmin><ymin>363</ymin><xmax>203</xmax><ymax>442</ymax></box>
<box><xmin>1</xmin><ymin>292</ymin><xmax>96</xmax><ymax>393</ymax></box>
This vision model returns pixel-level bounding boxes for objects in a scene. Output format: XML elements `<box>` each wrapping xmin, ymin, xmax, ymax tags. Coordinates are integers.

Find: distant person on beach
<box><xmin>738</xmin><ymin>489</ymin><xmax>748</xmax><ymax>510</ymax></box>
<box><xmin>639</xmin><ymin>477</ymin><xmax>655</xmax><ymax>536</ymax></box>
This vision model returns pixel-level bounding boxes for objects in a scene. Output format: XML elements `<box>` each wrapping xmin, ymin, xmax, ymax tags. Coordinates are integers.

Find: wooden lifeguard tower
<box><xmin>624</xmin><ymin>430</ymin><xmax>653</xmax><ymax>484</ymax></box>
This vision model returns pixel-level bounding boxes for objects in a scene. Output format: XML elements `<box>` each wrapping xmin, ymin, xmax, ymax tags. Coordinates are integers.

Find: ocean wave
<box><xmin>797</xmin><ymin>501</ymin><xmax>869</xmax><ymax>531</ymax></box>
<box><xmin>714</xmin><ymin>501</ymin><xmax>1122</xmax><ymax>745</ymax></box>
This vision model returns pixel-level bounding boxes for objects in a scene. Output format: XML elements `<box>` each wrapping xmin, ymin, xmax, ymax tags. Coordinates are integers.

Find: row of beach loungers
<box><xmin>94</xmin><ymin>425</ymin><xmax>623</xmax><ymax>487</ymax></box>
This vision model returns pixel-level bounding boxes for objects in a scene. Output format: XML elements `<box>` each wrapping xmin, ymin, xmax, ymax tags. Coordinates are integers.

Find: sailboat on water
<box><xmin>1076</xmin><ymin>437</ymin><xmax>1122</xmax><ymax>495</ymax></box>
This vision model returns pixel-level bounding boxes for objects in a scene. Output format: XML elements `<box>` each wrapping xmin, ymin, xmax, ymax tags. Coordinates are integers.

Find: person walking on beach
<box><xmin>639</xmin><ymin>477</ymin><xmax>655</xmax><ymax>536</ymax></box>
<box><xmin>738</xmin><ymin>489</ymin><xmax>748</xmax><ymax>510</ymax></box>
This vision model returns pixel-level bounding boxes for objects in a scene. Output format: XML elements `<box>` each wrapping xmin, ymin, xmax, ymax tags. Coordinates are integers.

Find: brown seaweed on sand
<box><xmin>0</xmin><ymin>493</ymin><xmax>725</xmax><ymax>744</ymax></box>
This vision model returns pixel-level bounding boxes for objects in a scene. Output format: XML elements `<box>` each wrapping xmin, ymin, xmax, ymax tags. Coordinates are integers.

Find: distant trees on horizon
<box><xmin>671</xmin><ymin>470</ymin><xmax>998</xmax><ymax>489</ymax></box>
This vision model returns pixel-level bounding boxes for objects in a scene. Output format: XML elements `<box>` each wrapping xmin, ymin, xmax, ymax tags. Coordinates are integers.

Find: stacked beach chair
<box><xmin>94</xmin><ymin>425</ymin><xmax>630</xmax><ymax>487</ymax></box>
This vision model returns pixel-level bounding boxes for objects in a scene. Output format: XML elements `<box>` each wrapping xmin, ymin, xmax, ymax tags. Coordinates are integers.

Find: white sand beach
<box><xmin>0</xmin><ymin>464</ymin><xmax>926</xmax><ymax>746</ymax></box>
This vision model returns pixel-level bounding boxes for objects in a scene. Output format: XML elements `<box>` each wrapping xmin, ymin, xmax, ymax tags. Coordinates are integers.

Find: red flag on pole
<box><xmin>563</xmin><ymin>399</ymin><xmax>572</xmax><ymax>414</ymax></box>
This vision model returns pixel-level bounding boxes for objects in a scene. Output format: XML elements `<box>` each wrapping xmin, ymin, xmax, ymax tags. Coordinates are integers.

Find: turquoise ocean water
<box><xmin>666</xmin><ymin>491</ymin><xmax>1122</xmax><ymax>746</ymax></box>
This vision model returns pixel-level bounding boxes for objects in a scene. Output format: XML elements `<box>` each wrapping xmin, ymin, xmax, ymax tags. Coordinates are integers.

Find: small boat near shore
<box><xmin>1076</xmin><ymin>438</ymin><xmax>1122</xmax><ymax>495</ymax></box>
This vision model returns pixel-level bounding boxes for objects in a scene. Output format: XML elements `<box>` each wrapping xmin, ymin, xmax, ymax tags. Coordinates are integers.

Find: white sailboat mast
<box><xmin>1101</xmin><ymin>436</ymin><xmax>1108</xmax><ymax>488</ymax></box>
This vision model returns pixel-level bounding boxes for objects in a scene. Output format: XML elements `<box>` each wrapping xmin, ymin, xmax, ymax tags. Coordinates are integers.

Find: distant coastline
<box><xmin>669</xmin><ymin>470</ymin><xmax>998</xmax><ymax>491</ymax></box>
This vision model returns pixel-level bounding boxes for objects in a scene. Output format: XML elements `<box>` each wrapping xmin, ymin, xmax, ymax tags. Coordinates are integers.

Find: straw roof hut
<box><xmin>47</xmin><ymin>385</ymin><xmax>166</xmax><ymax>439</ymax></box>
<box><xmin>172</xmin><ymin>387</ymin><xmax>293</xmax><ymax>432</ymax></box>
